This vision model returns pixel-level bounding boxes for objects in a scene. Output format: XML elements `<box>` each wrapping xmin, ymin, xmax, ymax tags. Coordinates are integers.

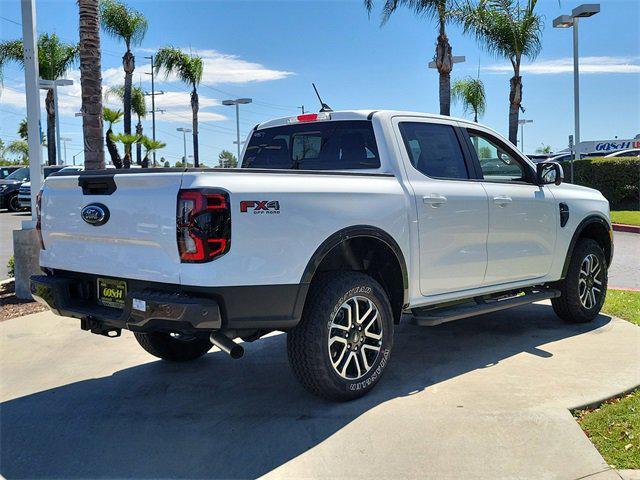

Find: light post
<box><xmin>222</xmin><ymin>98</ymin><xmax>252</xmax><ymax>161</ymax></box>
<box><xmin>39</xmin><ymin>78</ymin><xmax>73</xmax><ymax>165</ymax></box>
<box><xmin>59</xmin><ymin>136</ymin><xmax>71</xmax><ymax>164</ymax></box>
<box><xmin>144</xmin><ymin>54</ymin><xmax>165</xmax><ymax>165</ymax></box>
<box><xmin>72</xmin><ymin>150</ymin><xmax>84</xmax><ymax>166</ymax></box>
<box><xmin>177</xmin><ymin>128</ymin><xmax>191</xmax><ymax>165</ymax></box>
<box><xmin>518</xmin><ymin>119</ymin><xmax>533</xmax><ymax>153</ymax></box>
<box><xmin>553</xmin><ymin>3</ymin><xmax>600</xmax><ymax>183</ymax></box>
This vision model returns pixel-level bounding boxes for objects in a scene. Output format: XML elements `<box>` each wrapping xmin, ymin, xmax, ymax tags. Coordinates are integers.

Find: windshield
<box><xmin>6</xmin><ymin>167</ymin><xmax>29</xmax><ymax>181</ymax></box>
<box><xmin>242</xmin><ymin>120</ymin><xmax>380</xmax><ymax>170</ymax></box>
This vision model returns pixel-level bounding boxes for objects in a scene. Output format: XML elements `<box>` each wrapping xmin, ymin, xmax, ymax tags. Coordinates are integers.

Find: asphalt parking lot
<box><xmin>1</xmin><ymin>302</ymin><xmax>639</xmax><ymax>479</ymax></box>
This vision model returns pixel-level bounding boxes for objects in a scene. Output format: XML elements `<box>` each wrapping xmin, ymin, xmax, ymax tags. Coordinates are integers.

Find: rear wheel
<box><xmin>287</xmin><ymin>271</ymin><xmax>393</xmax><ymax>401</ymax></box>
<box><xmin>133</xmin><ymin>331</ymin><xmax>212</xmax><ymax>362</ymax></box>
<box><xmin>552</xmin><ymin>238</ymin><xmax>608</xmax><ymax>323</ymax></box>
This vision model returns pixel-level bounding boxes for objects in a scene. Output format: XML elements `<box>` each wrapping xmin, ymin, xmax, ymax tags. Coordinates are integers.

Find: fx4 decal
<box><xmin>240</xmin><ymin>200</ymin><xmax>281</xmax><ymax>214</ymax></box>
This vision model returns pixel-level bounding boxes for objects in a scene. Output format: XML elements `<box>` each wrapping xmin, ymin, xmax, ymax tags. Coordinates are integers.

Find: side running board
<box><xmin>411</xmin><ymin>289</ymin><xmax>561</xmax><ymax>327</ymax></box>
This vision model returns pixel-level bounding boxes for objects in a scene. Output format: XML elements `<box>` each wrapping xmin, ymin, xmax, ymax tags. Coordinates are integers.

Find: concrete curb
<box><xmin>569</xmin><ymin>383</ymin><xmax>640</xmax><ymax>412</ymax></box>
<box><xmin>0</xmin><ymin>277</ymin><xmax>15</xmax><ymax>286</ymax></box>
<box><xmin>613</xmin><ymin>223</ymin><xmax>640</xmax><ymax>234</ymax></box>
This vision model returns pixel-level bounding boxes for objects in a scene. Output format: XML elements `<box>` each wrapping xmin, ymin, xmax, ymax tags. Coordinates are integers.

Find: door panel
<box><xmin>394</xmin><ymin>119</ymin><xmax>489</xmax><ymax>296</ymax></box>
<box><xmin>465</xmin><ymin>128</ymin><xmax>557</xmax><ymax>285</ymax></box>
<box><xmin>482</xmin><ymin>183</ymin><xmax>556</xmax><ymax>284</ymax></box>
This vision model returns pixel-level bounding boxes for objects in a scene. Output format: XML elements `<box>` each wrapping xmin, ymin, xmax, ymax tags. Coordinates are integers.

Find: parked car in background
<box><xmin>18</xmin><ymin>166</ymin><xmax>84</xmax><ymax>210</ymax></box>
<box><xmin>31</xmin><ymin>110</ymin><xmax>612</xmax><ymax>401</ymax></box>
<box><xmin>604</xmin><ymin>148</ymin><xmax>640</xmax><ymax>158</ymax></box>
<box><xmin>0</xmin><ymin>165</ymin><xmax>69</xmax><ymax>212</ymax></box>
<box><xmin>0</xmin><ymin>166</ymin><xmax>26</xmax><ymax>179</ymax></box>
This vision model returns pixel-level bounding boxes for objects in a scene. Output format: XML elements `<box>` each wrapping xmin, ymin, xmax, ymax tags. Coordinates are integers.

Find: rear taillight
<box><xmin>36</xmin><ymin>190</ymin><xmax>44</xmax><ymax>249</ymax></box>
<box><xmin>177</xmin><ymin>189</ymin><xmax>231</xmax><ymax>263</ymax></box>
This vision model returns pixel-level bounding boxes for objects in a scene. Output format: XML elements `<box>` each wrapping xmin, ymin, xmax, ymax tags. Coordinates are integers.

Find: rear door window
<box><xmin>242</xmin><ymin>120</ymin><xmax>380</xmax><ymax>170</ymax></box>
<box><xmin>398</xmin><ymin>122</ymin><xmax>469</xmax><ymax>180</ymax></box>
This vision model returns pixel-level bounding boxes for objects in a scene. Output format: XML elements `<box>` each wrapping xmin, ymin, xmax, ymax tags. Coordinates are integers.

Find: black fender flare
<box><xmin>300</xmin><ymin>225</ymin><xmax>409</xmax><ymax>306</ymax></box>
<box><xmin>561</xmin><ymin>214</ymin><xmax>612</xmax><ymax>279</ymax></box>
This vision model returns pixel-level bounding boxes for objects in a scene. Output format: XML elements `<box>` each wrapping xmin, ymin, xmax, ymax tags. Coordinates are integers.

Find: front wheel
<box><xmin>134</xmin><ymin>331</ymin><xmax>212</xmax><ymax>362</ymax></box>
<box><xmin>287</xmin><ymin>271</ymin><xmax>394</xmax><ymax>401</ymax></box>
<box><xmin>7</xmin><ymin>194</ymin><xmax>20</xmax><ymax>212</ymax></box>
<box><xmin>552</xmin><ymin>238</ymin><xmax>608</xmax><ymax>323</ymax></box>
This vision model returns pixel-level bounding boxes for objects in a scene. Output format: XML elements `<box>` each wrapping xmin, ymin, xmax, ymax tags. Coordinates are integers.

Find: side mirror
<box><xmin>536</xmin><ymin>161</ymin><xmax>563</xmax><ymax>186</ymax></box>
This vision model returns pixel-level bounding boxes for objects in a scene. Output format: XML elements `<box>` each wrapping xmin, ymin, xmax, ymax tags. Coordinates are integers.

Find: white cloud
<box><xmin>138</xmin><ymin>47</ymin><xmax>294</xmax><ymax>85</ymax></box>
<box><xmin>485</xmin><ymin>56</ymin><xmax>640</xmax><ymax>75</ymax></box>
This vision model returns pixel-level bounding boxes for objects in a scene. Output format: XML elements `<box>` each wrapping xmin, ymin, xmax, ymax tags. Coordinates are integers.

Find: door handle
<box><xmin>493</xmin><ymin>195</ymin><xmax>512</xmax><ymax>207</ymax></box>
<box><xmin>423</xmin><ymin>194</ymin><xmax>447</xmax><ymax>207</ymax></box>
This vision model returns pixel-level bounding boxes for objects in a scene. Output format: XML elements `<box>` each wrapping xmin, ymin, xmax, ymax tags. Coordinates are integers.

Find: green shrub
<box><xmin>7</xmin><ymin>255</ymin><xmax>15</xmax><ymax>278</ymax></box>
<box><xmin>572</xmin><ymin>157</ymin><xmax>639</xmax><ymax>209</ymax></box>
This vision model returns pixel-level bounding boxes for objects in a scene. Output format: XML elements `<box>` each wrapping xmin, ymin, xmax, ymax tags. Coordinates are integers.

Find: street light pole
<box><xmin>177</xmin><ymin>128</ymin><xmax>191</xmax><ymax>165</ymax></box>
<box><xmin>144</xmin><ymin>55</ymin><xmax>164</xmax><ymax>165</ymax></box>
<box><xmin>518</xmin><ymin>119</ymin><xmax>533</xmax><ymax>153</ymax></box>
<box><xmin>60</xmin><ymin>137</ymin><xmax>72</xmax><ymax>164</ymax></box>
<box><xmin>21</xmin><ymin>0</ymin><xmax>43</xmax><ymax>223</ymax></box>
<box><xmin>553</xmin><ymin>4</ymin><xmax>600</xmax><ymax>183</ymax></box>
<box><xmin>222</xmin><ymin>98</ymin><xmax>252</xmax><ymax>161</ymax></box>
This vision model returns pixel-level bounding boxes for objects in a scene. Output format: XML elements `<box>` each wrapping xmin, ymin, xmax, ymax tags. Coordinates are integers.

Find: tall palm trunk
<box><xmin>508</xmin><ymin>71</ymin><xmax>522</xmax><ymax>146</ymax></box>
<box><xmin>106</xmin><ymin>129</ymin><xmax>122</xmax><ymax>168</ymax></box>
<box><xmin>44</xmin><ymin>90</ymin><xmax>57</xmax><ymax>165</ymax></box>
<box><xmin>191</xmin><ymin>88</ymin><xmax>199</xmax><ymax>168</ymax></box>
<box><xmin>78</xmin><ymin>0</ymin><xmax>105</xmax><ymax>169</ymax></box>
<box><xmin>435</xmin><ymin>19</ymin><xmax>453</xmax><ymax>116</ymax></box>
<box><xmin>123</xmin><ymin>50</ymin><xmax>134</xmax><ymax>135</ymax></box>
<box><xmin>135</xmin><ymin>119</ymin><xmax>142</xmax><ymax>165</ymax></box>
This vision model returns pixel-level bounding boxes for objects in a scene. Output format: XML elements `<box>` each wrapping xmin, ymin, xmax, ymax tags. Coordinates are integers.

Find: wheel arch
<box><xmin>561</xmin><ymin>214</ymin><xmax>613</xmax><ymax>279</ymax></box>
<box><xmin>301</xmin><ymin>225</ymin><xmax>409</xmax><ymax>323</ymax></box>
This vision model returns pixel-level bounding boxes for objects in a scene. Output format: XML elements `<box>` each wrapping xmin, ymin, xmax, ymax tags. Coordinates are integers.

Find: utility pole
<box><xmin>144</xmin><ymin>55</ymin><xmax>164</xmax><ymax>165</ymax></box>
<box><xmin>21</xmin><ymin>0</ymin><xmax>43</xmax><ymax>222</ymax></box>
<box><xmin>60</xmin><ymin>137</ymin><xmax>72</xmax><ymax>164</ymax></box>
<box><xmin>222</xmin><ymin>98</ymin><xmax>252</xmax><ymax>161</ymax></box>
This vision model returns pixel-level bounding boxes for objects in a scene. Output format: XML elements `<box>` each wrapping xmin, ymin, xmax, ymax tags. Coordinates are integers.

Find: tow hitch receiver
<box><xmin>81</xmin><ymin>317</ymin><xmax>122</xmax><ymax>338</ymax></box>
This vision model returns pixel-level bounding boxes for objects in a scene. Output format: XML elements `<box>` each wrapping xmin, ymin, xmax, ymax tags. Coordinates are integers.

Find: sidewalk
<box><xmin>1</xmin><ymin>303</ymin><xmax>639</xmax><ymax>479</ymax></box>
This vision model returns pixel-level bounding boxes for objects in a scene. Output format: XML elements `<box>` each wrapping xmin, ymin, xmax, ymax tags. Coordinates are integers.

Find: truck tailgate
<box><xmin>40</xmin><ymin>171</ymin><xmax>184</xmax><ymax>283</ymax></box>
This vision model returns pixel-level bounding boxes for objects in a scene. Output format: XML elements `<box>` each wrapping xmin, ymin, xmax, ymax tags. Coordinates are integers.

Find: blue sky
<box><xmin>1</xmin><ymin>0</ymin><xmax>638</xmax><ymax>165</ymax></box>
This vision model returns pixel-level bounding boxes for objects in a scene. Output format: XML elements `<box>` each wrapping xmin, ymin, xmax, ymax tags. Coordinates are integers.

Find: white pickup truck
<box><xmin>31</xmin><ymin>110</ymin><xmax>612</xmax><ymax>400</ymax></box>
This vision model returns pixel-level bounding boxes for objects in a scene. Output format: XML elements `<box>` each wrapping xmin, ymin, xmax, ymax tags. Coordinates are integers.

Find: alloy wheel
<box><xmin>327</xmin><ymin>296</ymin><xmax>383</xmax><ymax>380</ymax></box>
<box><xmin>578</xmin><ymin>253</ymin><xmax>603</xmax><ymax>310</ymax></box>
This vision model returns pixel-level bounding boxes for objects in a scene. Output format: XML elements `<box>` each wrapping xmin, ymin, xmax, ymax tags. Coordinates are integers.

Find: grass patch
<box><xmin>575</xmin><ymin>390</ymin><xmax>640</xmax><ymax>469</ymax></box>
<box><xmin>573</xmin><ymin>290</ymin><xmax>640</xmax><ymax>468</ymax></box>
<box><xmin>603</xmin><ymin>290</ymin><xmax>640</xmax><ymax>326</ymax></box>
<box><xmin>611</xmin><ymin>211</ymin><xmax>640</xmax><ymax>226</ymax></box>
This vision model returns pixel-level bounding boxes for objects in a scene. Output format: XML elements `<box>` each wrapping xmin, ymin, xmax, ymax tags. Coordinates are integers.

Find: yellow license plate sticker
<box><xmin>97</xmin><ymin>278</ymin><xmax>127</xmax><ymax>308</ymax></box>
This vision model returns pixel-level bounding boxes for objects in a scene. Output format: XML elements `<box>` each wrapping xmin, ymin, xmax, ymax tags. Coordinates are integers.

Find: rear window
<box><xmin>242</xmin><ymin>120</ymin><xmax>380</xmax><ymax>170</ymax></box>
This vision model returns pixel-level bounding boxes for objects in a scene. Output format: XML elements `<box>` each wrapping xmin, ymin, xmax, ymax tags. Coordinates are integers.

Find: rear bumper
<box><xmin>30</xmin><ymin>270</ymin><xmax>308</xmax><ymax>334</ymax></box>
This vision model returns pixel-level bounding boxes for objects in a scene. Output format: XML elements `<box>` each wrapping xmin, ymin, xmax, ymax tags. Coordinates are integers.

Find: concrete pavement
<box><xmin>1</xmin><ymin>302</ymin><xmax>639</xmax><ymax>479</ymax></box>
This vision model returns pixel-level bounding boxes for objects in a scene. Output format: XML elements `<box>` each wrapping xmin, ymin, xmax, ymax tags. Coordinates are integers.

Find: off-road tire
<box><xmin>552</xmin><ymin>238</ymin><xmax>608</xmax><ymax>323</ymax></box>
<box><xmin>287</xmin><ymin>271</ymin><xmax>394</xmax><ymax>401</ymax></box>
<box><xmin>134</xmin><ymin>332</ymin><xmax>212</xmax><ymax>362</ymax></box>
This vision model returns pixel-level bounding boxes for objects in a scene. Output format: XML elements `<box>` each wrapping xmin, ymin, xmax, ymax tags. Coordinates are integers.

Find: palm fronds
<box><xmin>99</xmin><ymin>0</ymin><xmax>147</xmax><ymax>50</ymax></box>
<box><xmin>154</xmin><ymin>47</ymin><xmax>203</xmax><ymax>88</ymax></box>
<box><xmin>451</xmin><ymin>77</ymin><xmax>486</xmax><ymax>120</ymax></box>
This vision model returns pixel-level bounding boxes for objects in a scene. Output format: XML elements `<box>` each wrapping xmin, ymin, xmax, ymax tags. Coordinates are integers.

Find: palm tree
<box><xmin>78</xmin><ymin>0</ymin><xmax>105</xmax><ymax>169</ymax></box>
<box><xmin>459</xmin><ymin>0</ymin><xmax>543</xmax><ymax>145</ymax></box>
<box><xmin>0</xmin><ymin>34</ymin><xmax>78</xmax><ymax>165</ymax></box>
<box><xmin>103</xmin><ymin>107</ymin><xmax>123</xmax><ymax>167</ymax></box>
<box><xmin>7</xmin><ymin>140</ymin><xmax>29</xmax><ymax>163</ymax></box>
<box><xmin>140</xmin><ymin>136</ymin><xmax>166</xmax><ymax>168</ymax></box>
<box><xmin>112</xmin><ymin>133</ymin><xmax>140</xmax><ymax>168</ymax></box>
<box><xmin>107</xmin><ymin>85</ymin><xmax>146</xmax><ymax>164</ymax></box>
<box><xmin>99</xmin><ymin>0</ymin><xmax>147</xmax><ymax>139</ymax></box>
<box><xmin>365</xmin><ymin>0</ymin><xmax>457</xmax><ymax>115</ymax></box>
<box><xmin>451</xmin><ymin>77</ymin><xmax>486</xmax><ymax>122</ymax></box>
<box><xmin>155</xmin><ymin>47</ymin><xmax>203</xmax><ymax>167</ymax></box>
<box><xmin>536</xmin><ymin>144</ymin><xmax>552</xmax><ymax>154</ymax></box>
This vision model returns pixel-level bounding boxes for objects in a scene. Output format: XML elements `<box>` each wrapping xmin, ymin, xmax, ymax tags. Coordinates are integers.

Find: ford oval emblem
<box><xmin>81</xmin><ymin>203</ymin><xmax>110</xmax><ymax>226</ymax></box>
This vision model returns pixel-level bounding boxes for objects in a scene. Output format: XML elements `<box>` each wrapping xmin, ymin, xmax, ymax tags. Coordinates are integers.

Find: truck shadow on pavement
<box><xmin>0</xmin><ymin>304</ymin><xmax>611</xmax><ymax>479</ymax></box>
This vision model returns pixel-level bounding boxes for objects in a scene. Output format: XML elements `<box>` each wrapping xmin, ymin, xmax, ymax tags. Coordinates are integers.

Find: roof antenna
<box><xmin>312</xmin><ymin>83</ymin><xmax>333</xmax><ymax>112</ymax></box>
